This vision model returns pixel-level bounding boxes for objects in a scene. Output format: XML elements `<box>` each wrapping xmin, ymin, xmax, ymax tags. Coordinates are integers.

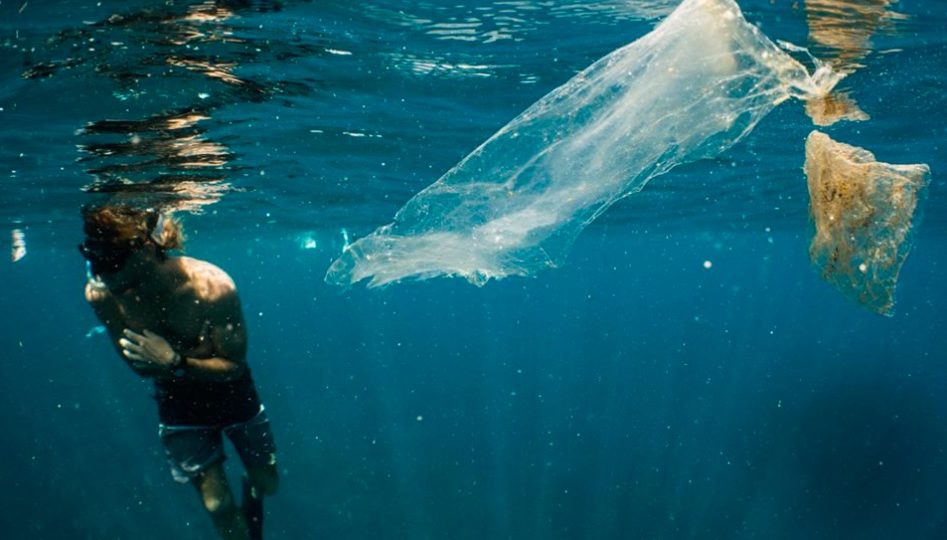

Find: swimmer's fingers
<box><xmin>139</xmin><ymin>330</ymin><xmax>175</xmax><ymax>364</ymax></box>
<box><xmin>139</xmin><ymin>329</ymin><xmax>170</xmax><ymax>346</ymax></box>
<box><xmin>119</xmin><ymin>337</ymin><xmax>145</xmax><ymax>355</ymax></box>
<box><xmin>122</xmin><ymin>348</ymin><xmax>146</xmax><ymax>362</ymax></box>
<box><xmin>123</xmin><ymin>328</ymin><xmax>146</xmax><ymax>342</ymax></box>
<box><xmin>123</xmin><ymin>328</ymin><xmax>175</xmax><ymax>366</ymax></box>
<box><xmin>143</xmin><ymin>329</ymin><xmax>163</xmax><ymax>340</ymax></box>
<box><xmin>135</xmin><ymin>329</ymin><xmax>171</xmax><ymax>349</ymax></box>
<box><xmin>121</xmin><ymin>339</ymin><xmax>161</xmax><ymax>365</ymax></box>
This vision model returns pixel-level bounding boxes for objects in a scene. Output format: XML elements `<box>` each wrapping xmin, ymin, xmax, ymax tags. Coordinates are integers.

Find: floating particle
<box><xmin>298</xmin><ymin>232</ymin><xmax>318</xmax><ymax>250</ymax></box>
<box><xmin>85</xmin><ymin>325</ymin><xmax>106</xmax><ymax>338</ymax></box>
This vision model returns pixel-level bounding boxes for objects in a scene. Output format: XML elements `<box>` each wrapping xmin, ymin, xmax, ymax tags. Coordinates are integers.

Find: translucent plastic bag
<box><xmin>805</xmin><ymin>131</ymin><xmax>930</xmax><ymax>316</ymax></box>
<box><xmin>328</xmin><ymin>0</ymin><xmax>839</xmax><ymax>287</ymax></box>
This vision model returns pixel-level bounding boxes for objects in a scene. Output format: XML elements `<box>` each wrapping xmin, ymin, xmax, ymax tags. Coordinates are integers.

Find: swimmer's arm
<box><xmin>175</xmin><ymin>288</ymin><xmax>249</xmax><ymax>382</ymax></box>
<box><xmin>85</xmin><ymin>281</ymin><xmax>166</xmax><ymax>378</ymax></box>
<box><xmin>121</xmin><ymin>261</ymin><xmax>248</xmax><ymax>382</ymax></box>
<box><xmin>120</xmin><ymin>296</ymin><xmax>247</xmax><ymax>382</ymax></box>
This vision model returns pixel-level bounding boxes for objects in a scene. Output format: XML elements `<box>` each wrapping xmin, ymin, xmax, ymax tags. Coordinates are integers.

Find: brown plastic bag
<box><xmin>805</xmin><ymin>131</ymin><xmax>930</xmax><ymax>315</ymax></box>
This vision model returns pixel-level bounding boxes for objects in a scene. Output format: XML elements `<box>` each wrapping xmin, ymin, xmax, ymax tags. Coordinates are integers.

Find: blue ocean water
<box><xmin>1</xmin><ymin>0</ymin><xmax>945</xmax><ymax>538</ymax></box>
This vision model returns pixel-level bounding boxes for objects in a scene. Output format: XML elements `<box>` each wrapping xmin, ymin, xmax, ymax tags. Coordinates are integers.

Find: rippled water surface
<box><xmin>2</xmin><ymin>0</ymin><xmax>942</xmax><ymax>233</ymax></box>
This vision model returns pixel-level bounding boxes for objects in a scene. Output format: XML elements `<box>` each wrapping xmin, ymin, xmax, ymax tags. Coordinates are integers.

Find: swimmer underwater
<box><xmin>80</xmin><ymin>204</ymin><xmax>278</xmax><ymax>540</ymax></box>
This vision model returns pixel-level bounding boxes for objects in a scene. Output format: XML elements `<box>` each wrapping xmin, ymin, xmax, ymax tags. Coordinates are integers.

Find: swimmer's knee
<box><xmin>202</xmin><ymin>489</ymin><xmax>237</xmax><ymax>517</ymax></box>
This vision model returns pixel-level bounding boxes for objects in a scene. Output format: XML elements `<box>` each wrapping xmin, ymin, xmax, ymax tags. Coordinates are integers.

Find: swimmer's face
<box><xmin>79</xmin><ymin>237</ymin><xmax>139</xmax><ymax>276</ymax></box>
<box><xmin>79</xmin><ymin>206</ymin><xmax>164</xmax><ymax>282</ymax></box>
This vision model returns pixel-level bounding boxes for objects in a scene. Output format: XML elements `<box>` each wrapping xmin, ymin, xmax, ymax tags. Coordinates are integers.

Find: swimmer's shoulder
<box><xmin>175</xmin><ymin>256</ymin><xmax>238</xmax><ymax>303</ymax></box>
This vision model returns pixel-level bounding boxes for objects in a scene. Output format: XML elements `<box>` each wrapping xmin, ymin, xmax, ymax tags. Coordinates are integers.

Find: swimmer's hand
<box><xmin>119</xmin><ymin>329</ymin><xmax>180</xmax><ymax>372</ymax></box>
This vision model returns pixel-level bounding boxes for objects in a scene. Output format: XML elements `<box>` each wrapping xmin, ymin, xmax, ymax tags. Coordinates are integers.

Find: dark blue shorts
<box><xmin>158</xmin><ymin>405</ymin><xmax>277</xmax><ymax>483</ymax></box>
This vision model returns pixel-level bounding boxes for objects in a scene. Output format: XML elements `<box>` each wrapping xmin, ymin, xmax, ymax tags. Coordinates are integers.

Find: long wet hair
<box><xmin>81</xmin><ymin>204</ymin><xmax>185</xmax><ymax>255</ymax></box>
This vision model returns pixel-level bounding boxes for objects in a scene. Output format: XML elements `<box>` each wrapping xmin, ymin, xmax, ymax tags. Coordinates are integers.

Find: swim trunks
<box><xmin>154</xmin><ymin>370</ymin><xmax>262</xmax><ymax>426</ymax></box>
<box><xmin>158</xmin><ymin>405</ymin><xmax>277</xmax><ymax>483</ymax></box>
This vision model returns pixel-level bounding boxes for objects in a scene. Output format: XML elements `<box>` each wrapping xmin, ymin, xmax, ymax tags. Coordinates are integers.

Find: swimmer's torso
<box><xmin>97</xmin><ymin>256</ymin><xmax>261</xmax><ymax>425</ymax></box>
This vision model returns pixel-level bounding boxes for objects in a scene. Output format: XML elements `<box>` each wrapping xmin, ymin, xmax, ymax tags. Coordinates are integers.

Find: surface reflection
<box><xmin>803</xmin><ymin>0</ymin><xmax>905</xmax><ymax>126</ymax></box>
<box><xmin>359</xmin><ymin>0</ymin><xmax>678</xmax><ymax>83</ymax></box>
<box><xmin>805</xmin><ymin>0</ymin><xmax>902</xmax><ymax>72</ymax></box>
<box><xmin>78</xmin><ymin>108</ymin><xmax>233</xmax><ymax>211</ymax></box>
<box><xmin>362</xmin><ymin>0</ymin><xmax>678</xmax><ymax>44</ymax></box>
<box><xmin>22</xmin><ymin>0</ymin><xmax>314</xmax><ymax>213</ymax></box>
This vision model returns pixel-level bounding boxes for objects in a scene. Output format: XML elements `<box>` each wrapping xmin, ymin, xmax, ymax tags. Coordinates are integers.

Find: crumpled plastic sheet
<box><xmin>805</xmin><ymin>130</ymin><xmax>930</xmax><ymax>316</ymax></box>
<box><xmin>327</xmin><ymin>0</ymin><xmax>840</xmax><ymax>287</ymax></box>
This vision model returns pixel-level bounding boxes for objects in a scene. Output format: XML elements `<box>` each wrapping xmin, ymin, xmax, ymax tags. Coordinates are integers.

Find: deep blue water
<box><xmin>1</xmin><ymin>1</ymin><xmax>946</xmax><ymax>539</ymax></box>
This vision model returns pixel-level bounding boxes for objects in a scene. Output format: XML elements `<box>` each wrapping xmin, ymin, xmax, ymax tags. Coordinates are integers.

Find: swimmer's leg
<box><xmin>242</xmin><ymin>474</ymin><xmax>263</xmax><ymax>540</ymax></box>
<box><xmin>193</xmin><ymin>461</ymin><xmax>250</xmax><ymax>540</ymax></box>
<box><xmin>242</xmin><ymin>466</ymin><xmax>278</xmax><ymax>540</ymax></box>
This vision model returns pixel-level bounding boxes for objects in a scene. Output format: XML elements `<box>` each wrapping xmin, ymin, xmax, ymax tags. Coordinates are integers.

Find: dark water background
<box><xmin>1</xmin><ymin>0</ymin><xmax>946</xmax><ymax>538</ymax></box>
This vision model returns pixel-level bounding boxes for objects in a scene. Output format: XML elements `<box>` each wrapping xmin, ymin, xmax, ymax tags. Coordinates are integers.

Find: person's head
<box><xmin>79</xmin><ymin>204</ymin><xmax>184</xmax><ymax>279</ymax></box>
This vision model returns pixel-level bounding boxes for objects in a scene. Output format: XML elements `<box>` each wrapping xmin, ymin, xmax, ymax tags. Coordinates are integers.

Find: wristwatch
<box><xmin>170</xmin><ymin>352</ymin><xmax>187</xmax><ymax>378</ymax></box>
